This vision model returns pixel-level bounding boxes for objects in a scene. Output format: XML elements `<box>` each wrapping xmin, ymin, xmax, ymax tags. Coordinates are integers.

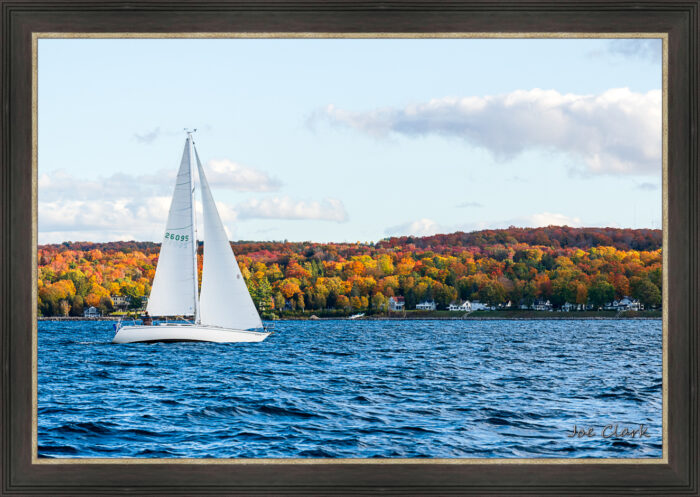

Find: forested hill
<box><xmin>43</xmin><ymin>226</ymin><xmax>662</xmax><ymax>257</ymax></box>
<box><xmin>378</xmin><ymin>227</ymin><xmax>661</xmax><ymax>252</ymax></box>
<box><xmin>37</xmin><ymin>226</ymin><xmax>663</xmax><ymax>317</ymax></box>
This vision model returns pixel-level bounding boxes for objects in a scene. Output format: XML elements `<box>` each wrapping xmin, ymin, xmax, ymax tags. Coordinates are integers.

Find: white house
<box><xmin>618</xmin><ymin>296</ymin><xmax>641</xmax><ymax>311</ymax></box>
<box><xmin>471</xmin><ymin>300</ymin><xmax>490</xmax><ymax>311</ymax></box>
<box><xmin>388</xmin><ymin>296</ymin><xmax>405</xmax><ymax>311</ymax></box>
<box><xmin>83</xmin><ymin>306</ymin><xmax>100</xmax><ymax>317</ymax></box>
<box><xmin>606</xmin><ymin>296</ymin><xmax>642</xmax><ymax>311</ymax></box>
<box><xmin>448</xmin><ymin>301</ymin><xmax>472</xmax><ymax>312</ymax></box>
<box><xmin>561</xmin><ymin>302</ymin><xmax>579</xmax><ymax>312</ymax></box>
<box><xmin>533</xmin><ymin>299</ymin><xmax>553</xmax><ymax>311</ymax></box>
<box><xmin>416</xmin><ymin>301</ymin><xmax>436</xmax><ymax>311</ymax></box>
<box><xmin>111</xmin><ymin>295</ymin><xmax>129</xmax><ymax>310</ymax></box>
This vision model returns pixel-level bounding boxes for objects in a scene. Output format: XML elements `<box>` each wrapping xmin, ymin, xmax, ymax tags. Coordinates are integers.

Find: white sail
<box><xmin>146</xmin><ymin>139</ymin><xmax>198</xmax><ymax>317</ymax></box>
<box><xmin>195</xmin><ymin>148</ymin><xmax>263</xmax><ymax>330</ymax></box>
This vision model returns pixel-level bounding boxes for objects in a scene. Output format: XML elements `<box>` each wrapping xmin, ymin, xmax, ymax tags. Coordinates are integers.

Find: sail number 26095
<box><xmin>165</xmin><ymin>232</ymin><xmax>189</xmax><ymax>242</ymax></box>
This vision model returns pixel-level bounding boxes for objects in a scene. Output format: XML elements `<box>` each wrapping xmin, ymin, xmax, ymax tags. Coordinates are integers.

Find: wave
<box><xmin>37</xmin><ymin>319</ymin><xmax>663</xmax><ymax>459</ymax></box>
<box><xmin>38</xmin><ymin>444</ymin><xmax>79</xmax><ymax>455</ymax></box>
<box><xmin>256</xmin><ymin>404</ymin><xmax>323</xmax><ymax>419</ymax></box>
<box><xmin>54</xmin><ymin>421</ymin><xmax>115</xmax><ymax>435</ymax></box>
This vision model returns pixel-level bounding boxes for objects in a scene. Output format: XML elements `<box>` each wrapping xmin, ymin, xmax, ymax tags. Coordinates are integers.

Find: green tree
<box><xmin>588</xmin><ymin>279</ymin><xmax>615</xmax><ymax>309</ymax></box>
<box><xmin>632</xmin><ymin>278</ymin><xmax>662</xmax><ymax>308</ymax></box>
<box><xmin>70</xmin><ymin>295</ymin><xmax>84</xmax><ymax>316</ymax></box>
<box><xmin>551</xmin><ymin>278</ymin><xmax>576</xmax><ymax>308</ymax></box>
<box><xmin>521</xmin><ymin>281</ymin><xmax>537</xmax><ymax>308</ymax></box>
<box><xmin>295</xmin><ymin>293</ymin><xmax>305</xmax><ymax>312</ymax></box>
<box><xmin>371</xmin><ymin>293</ymin><xmax>387</xmax><ymax>313</ymax></box>
<box><xmin>479</xmin><ymin>280</ymin><xmax>506</xmax><ymax>306</ymax></box>
<box><xmin>273</xmin><ymin>291</ymin><xmax>285</xmax><ymax>312</ymax></box>
<box><xmin>251</xmin><ymin>277</ymin><xmax>273</xmax><ymax>312</ymax></box>
<box><xmin>98</xmin><ymin>296</ymin><xmax>114</xmax><ymax>315</ymax></box>
<box><xmin>434</xmin><ymin>283</ymin><xmax>457</xmax><ymax>309</ymax></box>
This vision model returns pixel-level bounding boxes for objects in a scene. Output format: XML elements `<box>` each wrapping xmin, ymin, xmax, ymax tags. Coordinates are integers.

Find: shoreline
<box><xmin>38</xmin><ymin>315</ymin><xmax>662</xmax><ymax>322</ymax></box>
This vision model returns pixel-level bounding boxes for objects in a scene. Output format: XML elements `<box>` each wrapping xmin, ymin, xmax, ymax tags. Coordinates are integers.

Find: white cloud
<box><xmin>605</xmin><ymin>39</ymin><xmax>662</xmax><ymax>63</ymax></box>
<box><xmin>38</xmin><ymin>196</ymin><xmax>171</xmax><ymax>243</ymax></box>
<box><xmin>133</xmin><ymin>127</ymin><xmax>161</xmax><ymax>144</ymax></box>
<box><xmin>457</xmin><ymin>201</ymin><xmax>483</xmax><ymax>208</ymax></box>
<box><xmin>38</xmin><ymin>167</ymin><xmax>346</xmax><ymax>242</ymax></box>
<box><xmin>526</xmin><ymin>212</ymin><xmax>582</xmax><ymax>227</ymax></box>
<box><xmin>637</xmin><ymin>182</ymin><xmax>659</xmax><ymax>191</ymax></box>
<box><xmin>385</xmin><ymin>212</ymin><xmax>582</xmax><ymax>238</ymax></box>
<box><xmin>39</xmin><ymin>169</ymin><xmax>174</xmax><ymax>201</ymax></box>
<box><xmin>38</xmin><ymin>195</ymin><xmax>243</xmax><ymax>244</ymax></box>
<box><xmin>236</xmin><ymin>197</ymin><xmax>348</xmax><ymax>222</ymax></box>
<box><xmin>316</xmin><ymin>88</ymin><xmax>661</xmax><ymax>176</ymax></box>
<box><xmin>39</xmin><ymin>158</ymin><xmax>280</xmax><ymax>203</ymax></box>
<box><xmin>204</xmin><ymin>159</ymin><xmax>282</xmax><ymax>192</ymax></box>
<box><xmin>385</xmin><ymin>218</ymin><xmax>442</xmax><ymax>237</ymax></box>
<box><xmin>469</xmin><ymin>212</ymin><xmax>583</xmax><ymax>230</ymax></box>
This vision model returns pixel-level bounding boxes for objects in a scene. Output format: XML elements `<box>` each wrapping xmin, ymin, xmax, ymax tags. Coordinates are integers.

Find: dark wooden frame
<box><xmin>1</xmin><ymin>1</ymin><xmax>697</xmax><ymax>495</ymax></box>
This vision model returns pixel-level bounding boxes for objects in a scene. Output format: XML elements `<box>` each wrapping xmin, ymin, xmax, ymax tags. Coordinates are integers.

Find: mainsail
<box><xmin>146</xmin><ymin>139</ymin><xmax>198</xmax><ymax>317</ymax></box>
<box><xmin>195</xmin><ymin>148</ymin><xmax>263</xmax><ymax>330</ymax></box>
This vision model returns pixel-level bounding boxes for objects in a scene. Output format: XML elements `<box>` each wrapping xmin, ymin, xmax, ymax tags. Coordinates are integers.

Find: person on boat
<box><xmin>142</xmin><ymin>312</ymin><xmax>153</xmax><ymax>326</ymax></box>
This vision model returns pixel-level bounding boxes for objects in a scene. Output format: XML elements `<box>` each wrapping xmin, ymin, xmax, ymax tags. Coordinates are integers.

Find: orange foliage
<box><xmin>36</xmin><ymin>227</ymin><xmax>663</xmax><ymax>316</ymax></box>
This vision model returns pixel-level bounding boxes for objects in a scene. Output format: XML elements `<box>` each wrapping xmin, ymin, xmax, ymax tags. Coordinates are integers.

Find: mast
<box><xmin>186</xmin><ymin>130</ymin><xmax>201</xmax><ymax>324</ymax></box>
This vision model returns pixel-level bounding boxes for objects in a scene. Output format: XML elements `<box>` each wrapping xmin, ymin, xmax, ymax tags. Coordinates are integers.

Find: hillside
<box><xmin>37</xmin><ymin>226</ymin><xmax>662</xmax><ymax>317</ymax></box>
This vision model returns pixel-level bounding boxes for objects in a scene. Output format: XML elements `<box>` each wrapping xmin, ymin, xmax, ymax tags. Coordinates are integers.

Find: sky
<box><xmin>38</xmin><ymin>37</ymin><xmax>662</xmax><ymax>244</ymax></box>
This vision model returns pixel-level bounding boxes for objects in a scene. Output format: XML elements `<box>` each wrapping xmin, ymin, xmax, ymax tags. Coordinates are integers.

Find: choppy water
<box><xmin>38</xmin><ymin>319</ymin><xmax>662</xmax><ymax>458</ymax></box>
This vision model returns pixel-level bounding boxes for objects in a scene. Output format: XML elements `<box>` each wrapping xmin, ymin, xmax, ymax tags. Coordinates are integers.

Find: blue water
<box><xmin>38</xmin><ymin>319</ymin><xmax>662</xmax><ymax>458</ymax></box>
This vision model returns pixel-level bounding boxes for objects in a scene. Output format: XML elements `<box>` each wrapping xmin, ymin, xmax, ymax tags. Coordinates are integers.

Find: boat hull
<box><xmin>112</xmin><ymin>324</ymin><xmax>270</xmax><ymax>344</ymax></box>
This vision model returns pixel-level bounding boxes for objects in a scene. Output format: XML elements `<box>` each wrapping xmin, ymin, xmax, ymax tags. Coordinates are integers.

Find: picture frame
<box><xmin>2</xmin><ymin>1</ymin><xmax>697</xmax><ymax>494</ymax></box>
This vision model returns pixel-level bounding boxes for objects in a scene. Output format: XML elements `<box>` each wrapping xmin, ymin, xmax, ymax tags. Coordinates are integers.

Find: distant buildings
<box><xmin>470</xmin><ymin>300</ymin><xmax>490</xmax><ymax>311</ymax></box>
<box><xmin>415</xmin><ymin>301</ymin><xmax>436</xmax><ymax>311</ymax></box>
<box><xmin>111</xmin><ymin>295</ymin><xmax>129</xmax><ymax>311</ymax></box>
<box><xmin>533</xmin><ymin>299</ymin><xmax>553</xmax><ymax>312</ymax></box>
<box><xmin>110</xmin><ymin>295</ymin><xmax>148</xmax><ymax>312</ymax></box>
<box><xmin>448</xmin><ymin>301</ymin><xmax>472</xmax><ymax>312</ymax></box>
<box><xmin>559</xmin><ymin>302</ymin><xmax>591</xmax><ymax>311</ymax></box>
<box><xmin>376</xmin><ymin>294</ymin><xmax>646</xmax><ymax>314</ymax></box>
<box><xmin>388</xmin><ymin>296</ymin><xmax>405</xmax><ymax>311</ymax></box>
<box><xmin>83</xmin><ymin>306</ymin><xmax>100</xmax><ymax>317</ymax></box>
<box><xmin>604</xmin><ymin>296</ymin><xmax>642</xmax><ymax>311</ymax></box>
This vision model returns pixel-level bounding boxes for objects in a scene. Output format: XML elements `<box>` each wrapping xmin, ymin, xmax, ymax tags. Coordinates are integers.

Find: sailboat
<box><xmin>112</xmin><ymin>132</ymin><xmax>270</xmax><ymax>344</ymax></box>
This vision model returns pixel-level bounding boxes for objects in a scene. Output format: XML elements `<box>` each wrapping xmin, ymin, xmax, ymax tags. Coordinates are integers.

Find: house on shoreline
<box><xmin>470</xmin><ymin>300</ymin><xmax>490</xmax><ymax>311</ymax></box>
<box><xmin>448</xmin><ymin>301</ymin><xmax>472</xmax><ymax>312</ymax></box>
<box><xmin>111</xmin><ymin>295</ymin><xmax>129</xmax><ymax>311</ymax></box>
<box><xmin>416</xmin><ymin>301</ymin><xmax>436</xmax><ymax>311</ymax></box>
<box><xmin>110</xmin><ymin>295</ymin><xmax>148</xmax><ymax>312</ymax></box>
<box><xmin>83</xmin><ymin>306</ymin><xmax>100</xmax><ymax>317</ymax></box>
<box><xmin>388</xmin><ymin>296</ymin><xmax>405</xmax><ymax>311</ymax></box>
<box><xmin>604</xmin><ymin>296</ymin><xmax>642</xmax><ymax>311</ymax></box>
<box><xmin>533</xmin><ymin>299</ymin><xmax>553</xmax><ymax>312</ymax></box>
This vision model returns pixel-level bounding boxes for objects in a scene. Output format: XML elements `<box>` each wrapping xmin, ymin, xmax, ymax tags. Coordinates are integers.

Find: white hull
<box><xmin>112</xmin><ymin>323</ymin><xmax>270</xmax><ymax>344</ymax></box>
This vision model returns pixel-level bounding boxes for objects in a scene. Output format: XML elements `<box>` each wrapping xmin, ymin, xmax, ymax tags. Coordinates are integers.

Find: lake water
<box><xmin>38</xmin><ymin>319</ymin><xmax>662</xmax><ymax>459</ymax></box>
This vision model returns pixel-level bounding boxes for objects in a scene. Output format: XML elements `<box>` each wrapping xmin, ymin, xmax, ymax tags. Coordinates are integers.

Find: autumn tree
<box><xmin>630</xmin><ymin>277</ymin><xmax>662</xmax><ymax>308</ymax></box>
<box><xmin>37</xmin><ymin>229</ymin><xmax>663</xmax><ymax>316</ymax></box>
<box><xmin>588</xmin><ymin>279</ymin><xmax>616</xmax><ymax>309</ymax></box>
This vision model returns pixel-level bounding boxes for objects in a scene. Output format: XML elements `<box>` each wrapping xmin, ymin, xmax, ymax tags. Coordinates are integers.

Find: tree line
<box><xmin>37</xmin><ymin>226</ymin><xmax>662</xmax><ymax>317</ymax></box>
